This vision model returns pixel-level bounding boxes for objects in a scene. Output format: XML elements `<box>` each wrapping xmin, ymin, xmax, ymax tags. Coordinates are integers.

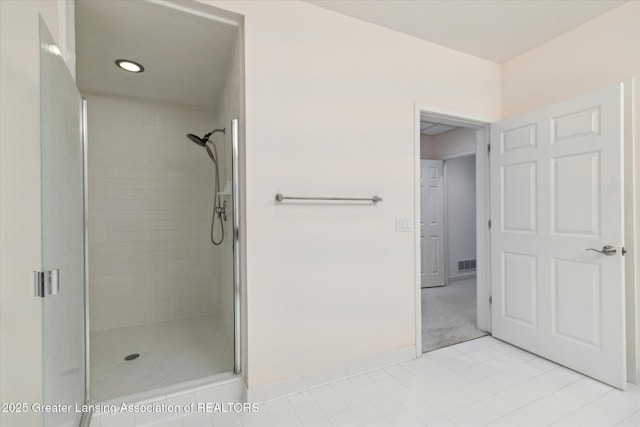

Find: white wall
<box><xmin>501</xmin><ymin>0</ymin><xmax>640</xmax><ymax>383</ymax></box>
<box><xmin>86</xmin><ymin>94</ymin><xmax>219</xmax><ymax>331</ymax></box>
<box><xmin>0</xmin><ymin>1</ymin><xmax>71</xmax><ymax>425</ymax></box>
<box><xmin>502</xmin><ymin>2</ymin><xmax>639</xmax><ymax>118</ymax></box>
<box><xmin>445</xmin><ymin>156</ymin><xmax>476</xmax><ymax>280</ymax></box>
<box><xmin>203</xmin><ymin>0</ymin><xmax>501</xmax><ymax>389</ymax></box>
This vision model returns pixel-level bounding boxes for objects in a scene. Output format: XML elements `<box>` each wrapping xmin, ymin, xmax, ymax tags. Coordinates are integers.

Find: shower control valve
<box><xmin>216</xmin><ymin>201</ymin><xmax>228</xmax><ymax>221</ymax></box>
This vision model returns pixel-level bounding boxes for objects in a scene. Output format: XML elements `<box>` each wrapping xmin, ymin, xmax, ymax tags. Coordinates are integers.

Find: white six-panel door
<box><xmin>490</xmin><ymin>83</ymin><xmax>626</xmax><ymax>389</ymax></box>
<box><xmin>421</xmin><ymin>160</ymin><xmax>445</xmax><ymax>288</ymax></box>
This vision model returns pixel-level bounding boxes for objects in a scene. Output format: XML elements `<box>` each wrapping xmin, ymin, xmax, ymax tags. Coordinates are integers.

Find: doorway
<box><xmin>419</xmin><ymin>115</ymin><xmax>489</xmax><ymax>352</ymax></box>
<box><xmin>416</xmin><ymin>82</ymin><xmax>637</xmax><ymax>389</ymax></box>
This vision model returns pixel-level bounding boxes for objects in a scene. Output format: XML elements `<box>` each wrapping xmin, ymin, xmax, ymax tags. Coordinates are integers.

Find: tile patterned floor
<box><xmin>91</xmin><ymin>336</ymin><xmax>640</xmax><ymax>426</ymax></box>
<box><xmin>91</xmin><ymin>315</ymin><xmax>233</xmax><ymax>402</ymax></box>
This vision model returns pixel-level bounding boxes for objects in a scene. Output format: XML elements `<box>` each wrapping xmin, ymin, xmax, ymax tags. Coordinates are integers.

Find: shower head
<box><xmin>187</xmin><ymin>133</ymin><xmax>208</xmax><ymax>147</ymax></box>
<box><xmin>186</xmin><ymin>128</ymin><xmax>226</xmax><ymax>146</ymax></box>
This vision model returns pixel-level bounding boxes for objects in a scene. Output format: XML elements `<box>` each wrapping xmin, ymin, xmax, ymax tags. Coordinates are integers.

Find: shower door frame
<box><xmin>231</xmin><ymin>118</ymin><xmax>242</xmax><ymax>375</ymax></box>
<box><xmin>83</xmin><ymin>98</ymin><xmax>91</xmax><ymax>404</ymax></box>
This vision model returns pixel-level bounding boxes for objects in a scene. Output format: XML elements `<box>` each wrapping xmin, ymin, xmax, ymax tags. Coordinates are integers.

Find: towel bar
<box><xmin>275</xmin><ymin>193</ymin><xmax>382</xmax><ymax>203</ymax></box>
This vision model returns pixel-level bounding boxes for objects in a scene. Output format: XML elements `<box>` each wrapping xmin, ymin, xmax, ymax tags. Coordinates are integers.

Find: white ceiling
<box><xmin>75</xmin><ymin>0</ymin><xmax>626</xmax><ymax>108</ymax></box>
<box><xmin>305</xmin><ymin>0</ymin><xmax>627</xmax><ymax>63</ymax></box>
<box><xmin>75</xmin><ymin>0</ymin><xmax>238</xmax><ymax>109</ymax></box>
<box><xmin>420</xmin><ymin>121</ymin><xmax>457</xmax><ymax>136</ymax></box>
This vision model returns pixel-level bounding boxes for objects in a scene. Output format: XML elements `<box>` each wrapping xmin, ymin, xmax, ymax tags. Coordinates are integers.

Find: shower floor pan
<box><xmin>90</xmin><ymin>314</ymin><xmax>233</xmax><ymax>402</ymax></box>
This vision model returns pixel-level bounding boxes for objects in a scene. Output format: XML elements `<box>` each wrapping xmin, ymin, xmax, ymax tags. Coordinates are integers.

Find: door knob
<box><xmin>585</xmin><ymin>245</ymin><xmax>617</xmax><ymax>256</ymax></box>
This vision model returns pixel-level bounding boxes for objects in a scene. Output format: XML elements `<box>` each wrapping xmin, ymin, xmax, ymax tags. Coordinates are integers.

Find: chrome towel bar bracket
<box><xmin>275</xmin><ymin>193</ymin><xmax>382</xmax><ymax>203</ymax></box>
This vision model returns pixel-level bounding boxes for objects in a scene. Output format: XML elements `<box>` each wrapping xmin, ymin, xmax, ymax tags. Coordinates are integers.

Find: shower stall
<box><xmin>75</xmin><ymin>0</ymin><xmax>244</xmax><ymax>403</ymax></box>
<box><xmin>85</xmin><ymin>98</ymin><xmax>238</xmax><ymax>402</ymax></box>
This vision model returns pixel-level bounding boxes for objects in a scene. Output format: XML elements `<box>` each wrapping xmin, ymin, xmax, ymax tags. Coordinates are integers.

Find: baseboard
<box><xmin>245</xmin><ymin>345</ymin><xmax>416</xmax><ymax>403</ymax></box>
<box><xmin>448</xmin><ymin>273</ymin><xmax>477</xmax><ymax>282</ymax></box>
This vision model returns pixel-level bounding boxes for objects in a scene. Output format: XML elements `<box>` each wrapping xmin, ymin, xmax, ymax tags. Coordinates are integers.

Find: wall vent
<box><xmin>458</xmin><ymin>259</ymin><xmax>476</xmax><ymax>272</ymax></box>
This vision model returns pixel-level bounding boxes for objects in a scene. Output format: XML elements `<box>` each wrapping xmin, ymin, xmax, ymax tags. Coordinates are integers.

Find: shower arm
<box><xmin>204</xmin><ymin>128</ymin><xmax>226</xmax><ymax>142</ymax></box>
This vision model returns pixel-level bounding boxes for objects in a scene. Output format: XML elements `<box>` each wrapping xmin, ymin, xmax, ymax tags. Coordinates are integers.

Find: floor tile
<box><xmin>328</xmin><ymin>408</ymin><xmax>362</xmax><ymax>426</ymax></box>
<box><xmin>386</xmin><ymin>408</ymin><xmax>425</xmax><ymax>426</ymax></box>
<box><xmin>210</xmin><ymin>411</ymin><xmax>243</xmax><ymax>426</ymax></box>
<box><xmin>445</xmin><ymin>401</ymin><xmax>501</xmax><ymax>426</ymax></box>
<box><xmin>305</xmin><ymin>417</ymin><xmax>333</xmax><ymax>427</ymax></box>
<box><xmin>292</xmin><ymin>400</ymin><xmax>326</xmax><ymax>424</ymax></box>
<box><xmin>92</xmin><ymin>336</ymin><xmax>640</xmax><ymax>427</ymax></box>
<box><xmin>593</xmin><ymin>388</ymin><xmax>640</xmax><ymax>417</ymax></box>
<box><xmin>406</xmin><ymin>401</ymin><xmax>444</xmax><ymax>424</ymax></box>
<box><xmin>615</xmin><ymin>409</ymin><xmax>640</xmax><ymax>427</ymax></box>
<box><xmin>486</xmin><ymin>408</ymin><xmax>546</xmax><ymax>426</ymax></box>
<box><xmin>476</xmin><ymin>393</ymin><xmax>522</xmax><ymax>416</ymax></box>
<box><xmin>311</xmin><ymin>386</ymin><xmax>348</xmax><ymax>415</ymax></box>
<box><xmin>356</xmin><ymin>380</ymin><xmax>387</xmax><ymax>401</ymax></box>
<box><xmin>520</xmin><ymin>395</ymin><xmax>578</xmax><ymax>424</ymax></box>
<box><xmin>428</xmin><ymin>389</ymin><xmax>477</xmax><ymax>416</ymax></box>
<box><xmin>369</xmin><ymin>395</ymin><xmax>405</xmax><ymax>416</ymax></box>
<box><xmin>366</xmin><ymin>368</ymin><xmax>392</xmax><ymax>382</ymax></box>
<box><xmin>348</xmin><ymin>400</ymin><xmax>384</xmax><ymax>424</ymax></box>
<box><xmin>556</xmin><ymin>402</ymin><xmax>630</xmax><ymax>426</ymax></box>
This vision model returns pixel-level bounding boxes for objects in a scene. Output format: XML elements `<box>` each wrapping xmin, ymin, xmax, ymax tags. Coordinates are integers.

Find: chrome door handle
<box><xmin>585</xmin><ymin>245</ymin><xmax>617</xmax><ymax>256</ymax></box>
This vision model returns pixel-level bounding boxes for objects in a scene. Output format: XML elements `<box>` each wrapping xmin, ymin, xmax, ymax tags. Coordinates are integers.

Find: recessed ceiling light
<box><xmin>115</xmin><ymin>59</ymin><xmax>144</xmax><ymax>73</ymax></box>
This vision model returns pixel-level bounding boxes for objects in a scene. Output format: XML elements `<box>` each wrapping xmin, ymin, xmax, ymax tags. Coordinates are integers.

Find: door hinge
<box><xmin>33</xmin><ymin>269</ymin><xmax>60</xmax><ymax>298</ymax></box>
<box><xmin>489</xmin><ymin>295</ymin><xmax>492</xmax><ymax>305</ymax></box>
<box><xmin>488</xmin><ymin>219</ymin><xmax>492</xmax><ymax>229</ymax></box>
<box><xmin>487</xmin><ymin>144</ymin><xmax>491</xmax><ymax>154</ymax></box>
<box><xmin>622</xmin><ymin>247</ymin><xmax>626</xmax><ymax>256</ymax></box>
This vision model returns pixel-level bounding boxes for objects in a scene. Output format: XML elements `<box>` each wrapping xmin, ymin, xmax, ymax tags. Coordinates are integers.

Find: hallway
<box><xmin>421</xmin><ymin>278</ymin><xmax>487</xmax><ymax>352</ymax></box>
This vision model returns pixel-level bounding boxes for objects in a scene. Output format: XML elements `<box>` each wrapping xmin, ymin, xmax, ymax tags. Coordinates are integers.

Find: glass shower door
<box><xmin>40</xmin><ymin>17</ymin><xmax>86</xmax><ymax>427</ymax></box>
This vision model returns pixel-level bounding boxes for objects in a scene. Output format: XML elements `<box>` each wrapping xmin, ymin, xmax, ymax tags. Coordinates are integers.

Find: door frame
<box><xmin>415</xmin><ymin>82</ymin><xmax>640</xmax><ymax>384</ymax></box>
<box><xmin>414</xmin><ymin>103</ymin><xmax>492</xmax><ymax>356</ymax></box>
<box><xmin>623</xmin><ymin>80</ymin><xmax>639</xmax><ymax>384</ymax></box>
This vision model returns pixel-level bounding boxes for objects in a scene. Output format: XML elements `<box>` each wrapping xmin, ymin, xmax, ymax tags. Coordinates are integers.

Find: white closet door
<box><xmin>421</xmin><ymin>160</ymin><xmax>445</xmax><ymax>288</ymax></box>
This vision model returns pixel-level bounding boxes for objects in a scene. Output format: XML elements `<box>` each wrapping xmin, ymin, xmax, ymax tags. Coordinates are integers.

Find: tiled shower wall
<box><xmin>87</xmin><ymin>94</ymin><xmax>221</xmax><ymax>331</ymax></box>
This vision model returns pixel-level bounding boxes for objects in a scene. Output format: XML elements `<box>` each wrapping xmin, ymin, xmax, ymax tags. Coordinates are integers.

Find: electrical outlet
<box><xmin>395</xmin><ymin>217</ymin><xmax>412</xmax><ymax>232</ymax></box>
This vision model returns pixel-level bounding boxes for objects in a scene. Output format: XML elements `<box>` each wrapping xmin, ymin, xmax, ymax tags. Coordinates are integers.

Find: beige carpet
<box><xmin>421</xmin><ymin>277</ymin><xmax>488</xmax><ymax>353</ymax></box>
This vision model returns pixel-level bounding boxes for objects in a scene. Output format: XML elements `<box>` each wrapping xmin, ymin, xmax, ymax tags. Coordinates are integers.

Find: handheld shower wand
<box><xmin>187</xmin><ymin>128</ymin><xmax>225</xmax><ymax>146</ymax></box>
<box><xmin>186</xmin><ymin>128</ymin><xmax>226</xmax><ymax>245</ymax></box>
